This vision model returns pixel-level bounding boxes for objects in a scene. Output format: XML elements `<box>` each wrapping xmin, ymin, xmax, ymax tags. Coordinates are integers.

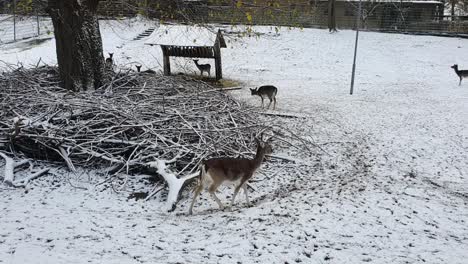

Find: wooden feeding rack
<box><xmin>146</xmin><ymin>29</ymin><xmax>227</xmax><ymax>80</ymax></box>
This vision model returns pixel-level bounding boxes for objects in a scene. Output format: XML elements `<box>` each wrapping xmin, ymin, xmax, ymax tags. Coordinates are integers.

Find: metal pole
<box><xmin>36</xmin><ymin>0</ymin><xmax>40</xmax><ymax>36</ymax></box>
<box><xmin>13</xmin><ymin>0</ymin><xmax>16</xmax><ymax>41</ymax></box>
<box><xmin>350</xmin><ymin>0</ymin><xmax>362</xmax><ymax>95</ymax></box>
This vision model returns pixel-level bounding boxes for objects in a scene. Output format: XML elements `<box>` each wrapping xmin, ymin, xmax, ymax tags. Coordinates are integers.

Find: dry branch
<box><xmin>0</xmin><ymin>152</ymin><xmax>15</xmax><ymax>186</ymax></box>
<box><xmin>0</xmin><ymin>66</ymin><xmax>315</xmax><ymax>205</ymax></box>
<box><xmin>0</xmin><ymin>67</ymin><xmax>264</xmax><ymax>175</ymax></box>
<box><xmin>14</xmin><ymin>168</ymin><xmax>50</xmax><ymax>187</ymax></box>
<box><xmin>0</xmin><ymin>151</ymin><xmax>37</xmax><ymax>187</ymax></box>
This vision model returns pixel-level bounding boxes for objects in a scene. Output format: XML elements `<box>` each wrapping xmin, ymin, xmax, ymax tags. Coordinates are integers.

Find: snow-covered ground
<box><xmin>1</xmin><ymin>18</ymin><xmax>468</xmax><ymax>263</ymax></box>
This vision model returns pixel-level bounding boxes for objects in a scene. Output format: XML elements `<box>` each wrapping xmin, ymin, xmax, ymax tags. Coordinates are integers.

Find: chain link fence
<box><xmin>1</xmin><ymin>0</ymin><xmax>467</xmax><ymax>42</ymax></box>
<box><xmin>0</xmin><ymin>0</ymin><xmax>52</xmax><ymax>43</ymax></box>
<box><xmin>95</xmin><ymin>0</ymin><xmax>468</xmax><ymax>36</ymax></box>
<box><xmin>181</xmin><ymin>1</ymin><xmax>468</xmax><ymax>36</ymax></box>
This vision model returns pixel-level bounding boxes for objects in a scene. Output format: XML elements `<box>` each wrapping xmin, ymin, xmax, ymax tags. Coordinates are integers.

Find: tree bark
<box><xmin>47</xmin><ymin>0</ymin><xmax>106</xmax><ymax>92</ymax></box>
<box><xmin>328</xmin><ymin>0</ymin><xmax>337</xmax><ymax>32</ymax></box>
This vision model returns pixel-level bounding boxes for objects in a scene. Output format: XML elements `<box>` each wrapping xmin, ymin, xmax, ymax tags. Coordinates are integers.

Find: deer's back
<box><xmin>258</xmin><ymin>85</ymin><xmax>278</xmax><ymax>96</ymax></box>
<box><xmin>460</xmin><ymin>70</ymin><xmax>468</xmax><ymax>76</ymax></box>
<box><xmin>204</xmin><ymin>157</ymin><xmax>254</xmax><ymax>182</ymax></box>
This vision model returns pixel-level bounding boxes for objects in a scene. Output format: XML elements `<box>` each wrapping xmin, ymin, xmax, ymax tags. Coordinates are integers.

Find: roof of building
<box><xmin>147</xmin><ymin>25</ymin><xmax>224</xmax><ymax>47</ymax></box>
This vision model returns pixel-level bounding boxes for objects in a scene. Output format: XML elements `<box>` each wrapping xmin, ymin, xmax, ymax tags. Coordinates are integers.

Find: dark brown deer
<box><xmin>188</xmin><ymin>135</ymin><xmax>273</xmax><ymax>215</ymax></box>
<box><xmin>250</xmin><ymin>85</ymin><xmax>278</xmax><ymax>110</ymax></box>
<box><xmin>193</xmin><ymin>59</ymin><xmax>211</xmax><ymax>76</ymax></box>
<box><xmin>135</xmin><ymin>65</ymin><xmax>155</xmax><ymax>74</ymax></box>
<box><xmin>135</xmin><ymin>65</ymin><xmax>142</xmax><ymax>72</ymax></box>
<box><xmin>105</xmin><ymin>53</ymin><xmax>114</xmax><ymax>69</ymax></box>
<box><xmin>451</xmin><ymin>64</ymin><xmax>468</xmax><ymax>86</ymax></box>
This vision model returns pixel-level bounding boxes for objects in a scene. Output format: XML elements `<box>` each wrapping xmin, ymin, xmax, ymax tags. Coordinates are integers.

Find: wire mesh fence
<box><xmin>0</xmin><ymin>0</ymin><xmax>51</xmax><ymax>43</ymax></box>
<box><xmin>95</xmin><ymin>0</ymin><xmax>468</xmax><ymax>36</ymax></box>
<box><xmin>181</xmin><ymin>1</ymin><xmax>468</xmax><ymax>36</ymax></box>
<box><xmin>0</xmin><ymin>0</ymin><xmax>467</xmax><ymax>42</ymax></box>
<box><xmin>0</xmin><ymin>15</ymin><xmax>52</xmax><ymax>43</ymax></box>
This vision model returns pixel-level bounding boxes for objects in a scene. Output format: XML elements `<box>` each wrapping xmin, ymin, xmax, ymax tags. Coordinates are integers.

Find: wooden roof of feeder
<box><xmin>145</xmin><ymin>27</ymin><xmax>227</xmax><ymax>80</ymax></box>
<box><xmin>147</xmin><ymin>28</ymin><xmax>226</xmax><ymax>49</ymax></box>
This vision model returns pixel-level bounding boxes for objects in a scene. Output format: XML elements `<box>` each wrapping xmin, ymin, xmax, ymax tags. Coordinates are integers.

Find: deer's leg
<box><xmin>242</xmin><ymin>183</ymin><xmax>250</xmax><ymax>206</ymax></box>
<box><xmin>260</xmin><ymin>96</ymin><xmax>264</xmax><ymax>108</ymax></box>
<box><xmin>232</xmin><ymin>177</ymin><xmax>250</xmax><ymax>208</ymax></box>
<box><xmin>460</xmin><ymin>77</ymin><xmax>462</xmax><ymax>86</ymax></box>
<box><xmin>208</xmin><ymin>183</ymin><xmax>224</xmax><ymax>210</ymax></box>
<box><xmin>273</xmin><ymin>96</ymin><xmax>276</xmax><ymax>110</ymax></box>
<box><xmin>188</xmin><ymin>184</ymin><xmax>203</xmax><ymax>215</ymax></box>
<box><xmin>267</xmin><ymin>96</ymin><xmax>272</xmax><ymax>109</ymax></box>
<box><xmin>210</xmin><ymin>193</ymin><xmax>224</xmax><ymax>210</ymax></box>
<box><xmin>231</xmin><ymin>184</ymin><xmax>242</xmax><ymax>208</ymax></box>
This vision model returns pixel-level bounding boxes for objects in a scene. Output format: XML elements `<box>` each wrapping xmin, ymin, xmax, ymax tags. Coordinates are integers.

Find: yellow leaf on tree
<box><xmin>246</xmin><ymin>12</ymin><xmax>252</xmax><ymax>23</ymax></box>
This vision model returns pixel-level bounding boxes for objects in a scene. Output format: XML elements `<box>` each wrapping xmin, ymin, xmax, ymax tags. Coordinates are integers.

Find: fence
<box><xmin>0</xmin><ymin>15</ymin><xmax>52</xmax><ymax>43</ymax></box>
<box><xmin>0</xmin><ymin>0</ymin><xmax>51</xmax><ymax>43</ymax></box>
<box><xmin>1</xmin><ymin>0</ymin><xmax>467</xmax><ymax>41</ymax></box>
<box><xmin>180</xmin><ymin>1</ymin><xmax>468</xmax><ymax>36</ymax></box>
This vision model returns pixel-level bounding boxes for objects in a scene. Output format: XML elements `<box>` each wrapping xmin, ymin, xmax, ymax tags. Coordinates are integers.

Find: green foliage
<box><xmin>12</xmin><ymin>0</ymin><xmax>33</xmax><ymax>14</ymax></box>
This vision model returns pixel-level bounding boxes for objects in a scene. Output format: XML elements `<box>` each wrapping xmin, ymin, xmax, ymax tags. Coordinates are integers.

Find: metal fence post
<box><xmin>36</xmin><ymin>0</ymin><xmax>40</xmax><ymax>36</ymax></box>
<box><xmin>13</xmin><ymin>0</ymin><xmax>17</xmax><ymax>41</ymax></box>
<box><xmin>350</xmin><ymin>0</ymin><xmax>362</xmax><ymax>95</ymax></box>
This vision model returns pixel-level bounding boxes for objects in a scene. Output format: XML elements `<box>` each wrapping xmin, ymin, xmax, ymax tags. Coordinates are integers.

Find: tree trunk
<box><xmin>47</xmin><ymin>0</ymin><xmax>105</xmax><ymax>92</ymax></box>
<box><xmin>328</xmin><ymin>0</ymin><xmax>337</xmax><ymax>32</ymax></box>
<box><xmin>451</xmin><ymin>1</ymin><xmax>455</xmax><ymax>21</ymax></box>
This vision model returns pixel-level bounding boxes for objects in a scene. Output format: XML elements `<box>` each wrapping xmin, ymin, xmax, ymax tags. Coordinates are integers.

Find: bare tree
<box><xmin>445</xmin><ymin>0</ymin><xmax>468</xmax><ymax>20</ymax></box>
<box><xmin>46</xmin><ymin>0</ymin><xmax>106</xmax><ymax>91</ymax></box>
<box><xmin>347</xmin><ymin>1</ymin><xmax>381</xmax><ymax>29</ymax></box>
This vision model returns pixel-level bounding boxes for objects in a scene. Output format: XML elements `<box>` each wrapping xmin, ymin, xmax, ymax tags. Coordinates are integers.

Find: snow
<box><xmin>1</xmin><ymin>18</ymin><xmax>468</xmax><ymax>263</ymax></box>
<box><xmin>147</xmin><ymin>154</ymin><xmax>198</xmax><ymax>211</ymax></box>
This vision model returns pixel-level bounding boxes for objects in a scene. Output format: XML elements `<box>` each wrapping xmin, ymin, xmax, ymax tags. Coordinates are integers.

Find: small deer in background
<box><xmin>105</xmin><ymin>53</ymin><xmax>114</xmax><ymax>68</ymax></box>
<box><xmin>135</xmin><ymin>65</ymin><xmax>156</xmax><ymax>74</ymax></box>
<box><xmin>188</xmin><ymin>134</ymin><xmax>273</xmax><ymax>215</ymax></box>
<box><xmin>193</xmin><ymin>59</ymin><xmax>211</xmax><ymax>76</ymax></box>
<box><xmin>250</xmin><ymin>85</ymin><xmax>278</xmax><ymax>110</ymax></box>
<box><xmin>451</xmin><ymin>64</ymin><xmax>468</xmax><ymax>86</ymax></box>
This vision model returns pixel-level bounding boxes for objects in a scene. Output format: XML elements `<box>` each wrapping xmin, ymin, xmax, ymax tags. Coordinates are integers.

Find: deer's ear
<box><xmin>254</xmin><ymin>137</ymin><xmax>260</xmax><ymax>146</ymax></box>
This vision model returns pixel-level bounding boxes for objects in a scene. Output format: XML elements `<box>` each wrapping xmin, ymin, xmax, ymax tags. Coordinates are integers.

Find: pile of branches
<box><xmin>0</xmin><ymin>66</ymin><xmax>265</xmax><ymax>190</ymax></box>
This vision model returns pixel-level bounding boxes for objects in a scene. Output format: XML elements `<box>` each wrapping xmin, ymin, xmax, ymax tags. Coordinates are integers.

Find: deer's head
<box><xmin>255</xmin><ymin>134</ymin><xmax>273</xmax><ymax>156</ymax></box>
<box><xmin>250</xmin><ymin>87</ymin><xmax>258</xmax><ymax>95</ymax></box>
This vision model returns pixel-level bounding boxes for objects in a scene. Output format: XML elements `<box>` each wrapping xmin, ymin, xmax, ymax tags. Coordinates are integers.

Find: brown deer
<box><xmin>135</xmin><ymin>64</ymin><xmax>156</xmax><ymax>74</ymax></box>
<box><xmin>105</xmin><ymin>53</ymin><xmax>114</xmax><ymax>68</ymax></box>
<box><xmin>193</xmin><ymin>59</ymin><xmax>211</xmax><ymax>76</ymax></box>
<box><xmin>451</xmin><ymin>64</ymin><xmax>468</xmax><ymax>86</ymax></box>
<box><xmin>250</xmin><ymin>85</ymin><xmax>278</xmax><ymax>110</ymax></box>
<box><xmin>188</xmin><ymin>135</ymin><xmax>273</xmax><ymax>215</ymax></box>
